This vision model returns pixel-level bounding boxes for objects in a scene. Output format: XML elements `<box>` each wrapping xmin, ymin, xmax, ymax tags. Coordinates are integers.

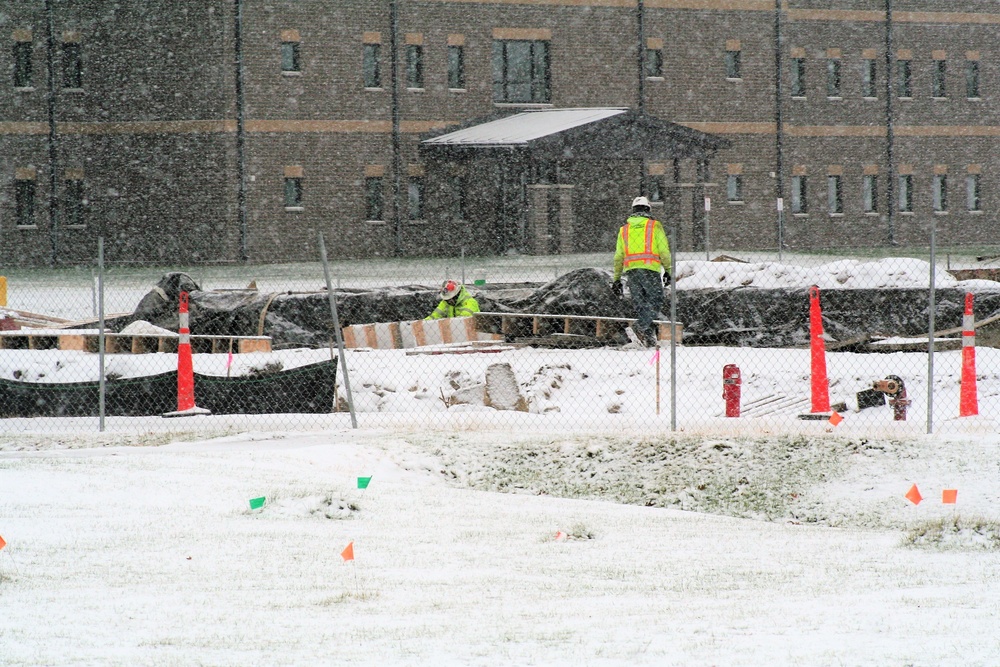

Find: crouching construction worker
<box><xmin>611</xmin><ymin>196</ymin><xmax>671</xmax><ymax>347</ymax></box>
<box><xmin>425</xmin><ymin>279</ymin><xmax>480</xmax><ymax>320</ymax></box>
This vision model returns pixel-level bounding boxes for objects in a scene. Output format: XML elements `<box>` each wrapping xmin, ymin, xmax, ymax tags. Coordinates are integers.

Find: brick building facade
<box><xmin>1</xmin><ymin>1</ymin><xmax>998</xmax><ymax>267</ymax></box>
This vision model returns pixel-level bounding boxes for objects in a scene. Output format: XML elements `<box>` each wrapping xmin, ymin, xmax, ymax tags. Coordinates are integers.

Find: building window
<box><xmin>448</xmin><ymin>45</ymin><xmax>464</xmax><ymax>89</ymax></box>
<box><xmin>284</xmin><ymin>177</ymin><xmax>302</xmax><ymax>208</ymax></box>
<box><xmin>932</xmin><ymin>60</ymin><xmax>946</xmax><ymax>98</ymax></box>
<box><xmin>645</xmin><ymin>47</ymin><xmax>663</xmax><ymax>79</ymax></box>
<box><xmin>862</xmin><ymin>59</ymin><xmax>877</xmax><ymax>97</ymax></box>
<box><xmin>365</xmin><ymin>176</ymin><xmax>383</xmax><ymax>220</ymax></box>
<box><xmin>790</xmin><ymin>58</ymin><xmax>805</xmax><ymax>97</ymax></box>
<box><xmin>648</xmin><ymin>176</ymin><xmax>664</xmax><ymax>203</ymax></box>
<box><xmin>727</xmin><ymin>174</ymin><xmax>743</xmax><ymax>202</ymax></box>
<box><xmin>406</xmin><ymin>44</ymin><xmax>423</xmax><ymax>89</ymax></box>
<box><xmin>933</xmin><ymin>174</ymin><xmax>948</xmax><ymax>212</ymax></box>
<box><xmin>827</xmin><ymin>58</ymin><xmax>841</xmax><ymax>97</ymax></box>
<box><xmin>725</xmin><ymin>48</ymin><xmax>741</xmax><ymax>79</ymax></box>
<box><xmin>64</xmin><ymin>177</ymin><xmax>85</xmax><ymax>227</ymax></box>
<box><xmin>966</xmin><ymin>60</ymin><xmax>980</xmax><ymax>99</ymax></box>
<box><xmin>828</xmin><ymin>175</ymin><xmax>843</xmax><ymax>214</ymax></box>
<box><xmin>863</xmin><ymin>174</ymin><xmax>878</xmax><ymax>213</ymax></box>
<box><xmin>898</xmin><ymin>174</ymin><xmax>913</xmax><ymax>212</ymax></box>
<box><xmin>14</xmin><ymin>40</ymin><xmax>32</xmax><ymax>88</ymax></box>
<box><xmin>62</xmin><ymin>42</ymin><xmax>82</xmax><ymax>89</ymax></box>
<box><xmin>15</xmin><ymin>177</ymin><xmax>36</xmax><ymax>226</ymax></box>
<box><xmin>791</xmin><ymin>175</ymin><xmax>807</xmax><ymax>214</ymax></box>
<box><xmin>407</xmin><ymin>177</ymin><xmax>424</xmax><ymax>220</ymax></box>
<box><xmin>492</xmin><ymin>40</ymin><xmax>550</xmax><ymax>104</ymax></box>
<box><xmin>897</xmin><ymin>59</ymin><xmax>912</xmax><ymax>98</ymax></box>
<box><xmin>363</xmin><ymin>43</ymin><xmax>381</xmax><ymax>88</ymax></box>
<box><xmin>967</xmin><ymin>174</ymin><xmax>981</xmax><ymax>212</ymax></box>
<box><xmin>281</xmin><ymin>41</ymin><xmax>300</xmax><ymax>73</ymax></box>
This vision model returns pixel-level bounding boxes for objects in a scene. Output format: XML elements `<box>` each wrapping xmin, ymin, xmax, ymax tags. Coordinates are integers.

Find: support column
<box><xmin>556</xmin><ymin>185</ymin><xmax>575</xmax><ymax>254</ymax></box>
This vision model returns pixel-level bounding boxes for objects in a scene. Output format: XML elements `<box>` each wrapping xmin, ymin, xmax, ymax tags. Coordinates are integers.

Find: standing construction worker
<box><xmin>425</xmin><ymin>279</ymin><xmax>480</xmax><ymax>320</ymax></box>
<box><xmin>611</xmin><ymin>196</ymin><xmax>671</xmax><ymax>347</ymax></box>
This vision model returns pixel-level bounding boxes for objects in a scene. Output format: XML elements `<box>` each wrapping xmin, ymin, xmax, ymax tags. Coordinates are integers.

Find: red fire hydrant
<box><xmin>723</xmin><ymin>364</ymin><xmax>741</xmax><ymax>417</ymax></box>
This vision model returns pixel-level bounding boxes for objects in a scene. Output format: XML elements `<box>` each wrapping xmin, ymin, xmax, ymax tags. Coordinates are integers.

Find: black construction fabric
<box><xmin>0</xmin><ymin>361</ymin><xmax>336</xmax><ymax>418</ymax></box>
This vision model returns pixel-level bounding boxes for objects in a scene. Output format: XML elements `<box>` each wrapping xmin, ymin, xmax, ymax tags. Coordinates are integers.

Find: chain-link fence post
<box><xmin>927</xmin><ymin>222</ymin><xmax>936</xmax><ymax>434</ymax></box>
<box><xmin>319</xmin><ymin>232</ymin><xmax>357</xmax><ymax>428</ymax></box>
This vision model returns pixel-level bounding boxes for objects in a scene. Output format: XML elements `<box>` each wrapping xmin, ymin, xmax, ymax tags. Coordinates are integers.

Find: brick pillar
<box><xmin>527</xmin><ymin>185</ymin><xmax>551</xmax><ymax>255</ymax></box>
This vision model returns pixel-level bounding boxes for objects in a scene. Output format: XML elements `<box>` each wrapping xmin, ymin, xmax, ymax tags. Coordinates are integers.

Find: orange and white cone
<box><xmin>809</xmin><ymin>286</ymin><xmax>831</xmax><ymax>413</ymax></box>
<box><xmin>163</xmin><ymin>291</ymin><xmax>210</xmax><ymax>417</ymax></box>
<box><xmin>959</xmin><ymin>292</ymin><xmax>978</xmax><ymax>417</ymax></box>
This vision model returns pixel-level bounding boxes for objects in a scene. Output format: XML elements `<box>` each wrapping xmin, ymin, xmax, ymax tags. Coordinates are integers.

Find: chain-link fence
<box><xmin>4</xmin><ymin>233</ymin><xmax>1000</xmax><ymax>439</ymax></box>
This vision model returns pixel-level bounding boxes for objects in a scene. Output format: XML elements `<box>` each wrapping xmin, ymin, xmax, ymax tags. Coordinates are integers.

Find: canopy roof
<box><xmin>421</xmin><ymin>108</ymin><xmax>730</xmax><ymax>161</ymax></box>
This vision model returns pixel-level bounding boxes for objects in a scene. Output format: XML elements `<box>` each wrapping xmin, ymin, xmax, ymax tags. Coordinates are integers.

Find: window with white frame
<box><xmin>284</xmin><ymin>175</ymin><xmax>302</xmax><ymax>209</ymax></box>
<box><xmin>828</xmin><ymin>174</ymin><xmax>843</xmax><ymax>214</ymax></box>
<box><xmin>14</xmin><ymin>37</ymin><xmax>32</xmax><ymax>88</ymax></box>
<box><xmin>15</xmin><ymin>173</ymin><xmax>36</xmax><ymax>226</ymax></box>
<box><xmin>932</xmin><ymin>59</ymin><xmax>947</xmax><ymax>98</ymax></box>
<box><xmin>646</xmin><ymin>46</ymin><xmax>663</xmax><ymax>78</ymax></box>
<box><xmin>827</xmin><ymin>58</ymin><xmax>841</xmax><ymax>97</ymax></box>
<box><xmin>406</xmin><ymin>43</ymin><xmax>423</xmax><ymax>89</ymax></box>
<box><xmin>862</xmin><ymin>58</ymin><xmax>877</xmax><ymax>97</ymax></box>
<box><xmin>790</xmin><ymin>57</ymin><xmax>806</xmax><ymax>97</ymax></box>
<box><xmin>898</xmin><ymin>174</ymin><xmax>913</xmax><ymax>212</ymax></box>
<box><xmin>933</xmin><ymin>173</ymin><xmax>948</xmax><ymax>212</ymax></box>
<box><xmin>62</xmin><ymin>40</ymin><xmax>82</xmax><ymax>89</ymax></box>
<box><xmin>281</xmin><ymin>38</ymin><xmax>300</xmax><ymax>73</ymax></box>
<box><xmin>448</xmin><ymin>44</ymin><xmax>464</xmax><ymax>89</ymax></box>
<box><xmin>363</xmin><ymin>42</ymin><xmax>381</xmax><ymax>88</ymax></box>
<box><xmin>897</xmin><ymin>59</ymin><xmax>912</xmax><ymax>98</ymax></box>
<box><xmin>966</xmin><ymin>59</ymin><xmax>980</xmax><ymax>99</ymax></box>
<box><xmin>365</xmin><ymin>176</ymin><xmax>384</xmax><ymax>220</ymax></box>
<box><xmin>791</xmin><ymin>174</ymin><xmax>808</xmax><ymax>213</ymax></box>
<box><xmin>863</xmin><ymin>174</ymin><xmax>878</xmax><ymax>213</ymax></box>
<box><xmin>492</xmin><ymin>39</ymin><xmax>550</xmax><ymax>103</ymax></box>
<box><xmin>727</xmin><ymin>174</ymin><xmax>743</xmax><ymax>202</ymax></box>
<box><xmin>725</xmin><ymin>46</ymin><xmax>741</xmax><ymax>80</ymax></box>
<box><xmin>967</xmin><ymin>173</ymin><xmax>981</xmax><ymax>212</ymax></box>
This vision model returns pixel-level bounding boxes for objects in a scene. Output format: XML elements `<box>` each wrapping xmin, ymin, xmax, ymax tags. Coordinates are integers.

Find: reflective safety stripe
<box><xmin>963</xmin><ymin>313</ymin><xmax>975</xmax><ymax>346</ymax></box>
<box><xmin>622</xmin><ymin>218</ymin><xmax>659</xmax><ymax>266</ymax></box>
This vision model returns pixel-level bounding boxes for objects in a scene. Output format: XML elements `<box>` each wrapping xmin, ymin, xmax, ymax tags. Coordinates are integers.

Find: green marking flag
<box><xmin>357</xmin><ymin>476</ymin><xmax>372</xmax><ymax>489</ymax></box>
<box><xmin>249</xmin><ymin>496</ymin><xmax>266</xmax><ymax>510</ymax></box>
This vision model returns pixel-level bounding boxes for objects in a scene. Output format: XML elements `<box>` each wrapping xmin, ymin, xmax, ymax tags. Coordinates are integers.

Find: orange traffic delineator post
<box><xmin>809</xmin><ymin>286</ymin><xmax>831</xmax><ymax>413</ymax></box>
<box><xmin>959</xmin><ymin>292</ymin><xmax>979</xmax><ymax>417</ymax></box>
<box><xmin>163</xmin><ymin>291</ymin><xmax>210</xmax><ymax>418</ymax></box>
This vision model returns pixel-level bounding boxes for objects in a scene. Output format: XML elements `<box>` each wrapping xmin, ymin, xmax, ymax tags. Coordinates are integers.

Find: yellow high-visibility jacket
<box><xmin>612</xmin><ymin>214</ymin><xmax>671</xmax><ymax>282</ymax></box>
<box><xmin>425</xmin><ymin>286</ymin><xmax>480</xmax><ymax>320</ymax></box>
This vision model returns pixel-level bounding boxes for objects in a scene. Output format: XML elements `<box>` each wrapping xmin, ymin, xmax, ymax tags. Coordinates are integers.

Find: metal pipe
<box><xmin>637</xmin><ymin>0</ymin><xmax>645</xmax><ymax>115</ymax></box>
<box><xmin>927</xmin><ymin>221</ymin><xmax>936</xmax><ymax>434</ymax></box>
<box><xmin>319</xmin><ymin>232</ymin><xmax>358</xmax><ymax>428</ymax></box>
<box><xmin>98</xmin><ymin>237</ymin><xmax>106</xmax><ymax>432</ymax></box>
<box><xmin>669</xmin><ymin>223</ymin><xmax>677</xmax><ymax>432</ymax></box>
<box><xmin>774</xmin><ymin>0</ymin><xmax>785</xmax><ymax>260</ymax></box>
<box><xmin>235</xmin><ymin>0</ymin><xmax>249</xmax><ymax>262</ymax></box>
<box><xmin>45</xmin><ymin>0</ymin><xmax>59</xmax><ymax>265</ymax></box>
<box><xmin>885</xmin><ymin>0</ymin><xmax>896</xmax><ymax>245</ymax></box>
<box><xmin>390</xmin><ymin>0</ymin><xmax>403</xmax><ymax>256</ymax></box>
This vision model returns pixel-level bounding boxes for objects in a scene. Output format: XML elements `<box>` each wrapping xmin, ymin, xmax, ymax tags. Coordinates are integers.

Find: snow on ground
<box><xmin>3</xmin><ymin>257</ymin><xmax>1000</xmax><ymax>665</ymax></box>
<box><xmin>2</xmin><ymin>428</ymin><xmax>999</xmax><ymax>666</ymax></box>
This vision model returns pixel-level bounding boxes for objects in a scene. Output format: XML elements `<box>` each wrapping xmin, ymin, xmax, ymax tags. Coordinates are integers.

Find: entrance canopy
<box><xmin>421</xmin><ymin>108</ymin><xmax>730</xmax><ymax>160</ymax></box>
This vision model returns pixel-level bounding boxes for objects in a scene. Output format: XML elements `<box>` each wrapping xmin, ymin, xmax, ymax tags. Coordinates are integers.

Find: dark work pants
<box><xmin>625</xmin><ymin>268</ymin><xmax>664</xmax><ymax>340</ymax></box>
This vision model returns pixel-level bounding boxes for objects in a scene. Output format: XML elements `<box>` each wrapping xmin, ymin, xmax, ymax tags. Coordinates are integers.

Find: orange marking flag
<box><xmin>905</xmin><ymin>484</ymin><xmax>923</xmax><ymax>505</ymax></box>
<box><xmin>0</xmin><ymin>534</ymin><xmax>6</xmax><ymax>550</ymax></box>
<box><xmin>828</xmin><ymin>411</ymin><xmax>844</xmax><ymax>426</ymax></box>
<box><xmin>341</xmin><ymin>541</ymin><xmax>354</xmax><ymax>562</ymax></box>
<box><xmin>942</xmin><ymin>489</ymin><xmax>958</xmax><ymax>504</ymax></box>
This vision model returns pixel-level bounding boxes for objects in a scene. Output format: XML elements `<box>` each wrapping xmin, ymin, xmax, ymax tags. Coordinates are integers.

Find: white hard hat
<box><xmin>440</xmin><ymin>280</ymin><xmax>461</xmax><ymax>300</ymax></box>
<box><xmin>632</xmin><ymin>196</ymin><xmax>651</xmax><ymax>209</ymax></box>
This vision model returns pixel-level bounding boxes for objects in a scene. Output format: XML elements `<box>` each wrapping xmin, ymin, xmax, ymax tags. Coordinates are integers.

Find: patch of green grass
<box><xmin>903</xmin><ymin>515</ymin><xmax>1000</xmax><ymax>551</ymax></box>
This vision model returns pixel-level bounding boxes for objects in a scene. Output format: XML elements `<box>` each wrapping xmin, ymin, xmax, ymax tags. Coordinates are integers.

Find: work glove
<box><xmin>610</xmin><ymin>280</ymin><xmax>624</xmax><ymax>298</ymax></box>
<box><xmin>662</xmin><ymin>272</ymin><xmax>672</xmax><ymax>288</ymax></box>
